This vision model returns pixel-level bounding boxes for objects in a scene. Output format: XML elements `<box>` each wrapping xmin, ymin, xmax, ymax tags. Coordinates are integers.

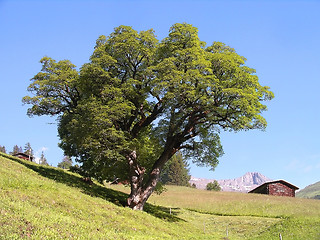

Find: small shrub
<box><xmin>206</xmin><ymin>180</ymin><xmax>221</xmax><ymax>191</ymax></box>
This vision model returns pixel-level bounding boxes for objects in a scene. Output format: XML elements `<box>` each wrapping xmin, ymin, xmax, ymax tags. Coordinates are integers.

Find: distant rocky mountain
<box><xmin>296</xmin><ymin>181</ymin><xmax>320</xmax><ymax>200</ymax></box>
<box><xmin>189</xmin><ymin>172</ymin><xmax>272</xmax><ymax>193</ymax></box>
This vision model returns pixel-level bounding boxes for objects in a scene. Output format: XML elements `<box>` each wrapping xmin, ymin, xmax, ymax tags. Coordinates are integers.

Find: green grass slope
<box><xmin>1</xmin><ymin>152</ymin><xmax>320</xmax><ymax>239</ymax></box>
<box><xmin>297</xmin><ymin>181</ymin><xmax>320</xmax><ymax>199</ymax></box>
<box><xmin>0</xmin><ymin>152</ymin><xmax>204</xmax><ymax>240</ymax></box>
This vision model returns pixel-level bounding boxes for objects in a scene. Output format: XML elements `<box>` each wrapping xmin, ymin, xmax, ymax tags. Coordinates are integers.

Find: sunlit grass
<box><xmin>1</xmin><ymin>152</ymin><xmax>320</xmax><ymax>239</ymax></box>
<box><xmin>111</xmin><ymin>183</ymin><xmax>320</xmax><ymax>239</ymax></box>
<box><xmin>148</xmin><ymin>185</ymin><xmax>320</xmax><ymax>218</ymax></box>
<box><xmin>0</xmin><ymin>153</ymin><xmax>203</xmax><ymax>239</ymax></box>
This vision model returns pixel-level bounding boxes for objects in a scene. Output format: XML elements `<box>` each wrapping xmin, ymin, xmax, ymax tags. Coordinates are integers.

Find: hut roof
<box><xmin>13</xmin><ymin>152</ymin><xmax>34</xmax><ymax>161</ymax></box>
<box><xmin>249</xmin><ymin>180</ymin><xmax>299</xmax><ymax>193</ymax></box>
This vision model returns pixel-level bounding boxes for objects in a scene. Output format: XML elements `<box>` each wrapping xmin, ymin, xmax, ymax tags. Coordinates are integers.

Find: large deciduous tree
<box><xmin>23</xmin><ymin>23</ymin><xmax>274</xmax><ymax>210</ymax></box>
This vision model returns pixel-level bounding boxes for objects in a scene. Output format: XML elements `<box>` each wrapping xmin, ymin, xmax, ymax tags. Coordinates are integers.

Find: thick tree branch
<box><xmin>131</xmin><ymin>100</ymin><xmax>164</xmax><ymax>138</ymax></box>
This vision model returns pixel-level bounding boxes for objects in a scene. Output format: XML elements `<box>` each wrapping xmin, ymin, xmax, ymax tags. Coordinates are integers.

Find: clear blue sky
<box><xmin>1</xmin><ymin>0</ymin><xmax>319</xmax><ymax>189</ymax></box>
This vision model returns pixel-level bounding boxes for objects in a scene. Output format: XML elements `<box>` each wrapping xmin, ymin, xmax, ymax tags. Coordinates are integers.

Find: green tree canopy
<box><xmin>23</xmin><ymin>23</ymin><xmax>273</xmax><ymax>210</ymax></box>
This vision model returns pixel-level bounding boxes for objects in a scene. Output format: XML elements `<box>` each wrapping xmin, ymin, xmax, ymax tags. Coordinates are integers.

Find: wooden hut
<box><xmin>248</xmin><ymin>180</ymin><xmax>299</xmax><ymax>197</ymax></box>
<box><xmin>13</xmin><ymin>152</ymin><xmax>34</xmax><ymax>162</ymax></box>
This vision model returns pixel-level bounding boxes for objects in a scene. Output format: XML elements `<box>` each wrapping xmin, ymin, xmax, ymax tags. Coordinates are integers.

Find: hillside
<box><xmin>1</xmin><ymin>152</ymin><xmax>320</xmax><ymax>239</ymax></box>
<box><xmin>0</xmin><ymin>152</ymin><xmax>202</xmax><ymax>239</ymax></box>
<box><xmin>297</xmin><ymin>181</ymin><xmax>320</xmax><ymax>199</ymax></box>
<box><xmin>190</xmin><ymin>172</ymin><xmax>272</xmax><ymax>192</ymax></box>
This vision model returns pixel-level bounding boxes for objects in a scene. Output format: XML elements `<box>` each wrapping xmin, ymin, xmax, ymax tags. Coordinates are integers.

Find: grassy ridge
<box><xmin>297</xmin><ymin>181</ymin><xmax>320</xmax><ymax>199</ymax></box>
<box><xmin>1</xmin><ymin>152</ymin><xmax>320</xmax><ymax>239</ymax></box>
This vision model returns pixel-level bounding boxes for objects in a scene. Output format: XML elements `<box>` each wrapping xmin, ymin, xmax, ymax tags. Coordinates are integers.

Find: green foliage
<box><xmin>153</xmin><ymin>181</ymin><xmax>167</xmax><ymax>195</ymax></box>
<box><xmin>206</xmin><ymin>180</ymin><xmax>221</xmax><ymax>191</ymax></box>
<box><xmin>22</xmin><ymin>57</ymin><xmax>79</xmax><ymax>116</ymax></box>
<box><xmin>161</xmin><ymin>152</ymin><xmax>191</xmax><ymax>186</ymax></box>
<box><xmin>24</xmin><ymin>142</ymin><xmax>34</xmax><ymax>159</ymax></box>
<box><xmin>23</xmin><ymin>23</ymin><xmax>274</xmax><ymax>208</ymax></box>
<box><xmin>57</xmin><ymin>156</ymin><xmax>72</xmax><ymax>169</ymax></box>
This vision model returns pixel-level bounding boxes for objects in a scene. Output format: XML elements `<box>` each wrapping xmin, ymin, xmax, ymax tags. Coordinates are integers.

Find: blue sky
<box><xmin>1</xmin><ymin>0</ymin><xmax>319</xmax><ymax>189</ymax></box>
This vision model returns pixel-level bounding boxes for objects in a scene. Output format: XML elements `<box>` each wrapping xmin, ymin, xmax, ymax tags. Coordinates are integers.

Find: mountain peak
<box><xmin>241</xmin><ymin>172</ymin><xmax>270</xmax><ymax>185</ymax></box>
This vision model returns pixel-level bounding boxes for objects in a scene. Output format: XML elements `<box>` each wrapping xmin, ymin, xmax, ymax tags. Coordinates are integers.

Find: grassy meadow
<box><xmin>1</xmin><ymin>152</ymin><xmax>319</xmax><ymax>239</ymax></box>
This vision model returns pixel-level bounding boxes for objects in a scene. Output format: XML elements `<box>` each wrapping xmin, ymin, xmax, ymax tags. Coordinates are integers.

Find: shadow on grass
<box><xmin>1</xmin><ymin>153</ymin><xmax>183</xmax><ymax>222</ymax></box>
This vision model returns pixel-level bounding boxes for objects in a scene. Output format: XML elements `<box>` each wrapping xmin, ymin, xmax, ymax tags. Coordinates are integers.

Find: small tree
<box><xmin>57</xmin><ymin>156</ymin><xmax>73</xmax><ymax>169</ymax></box>
<box><xmin>161</xmin><ymin>152</ymin><xmax>191</xmax><ymax>186</ymax></box>
<box><xmin>24</xmin><ymin>142</ymin><xmax>34</xmax><ymax>160</ymax></box>
<box><xmin>10</xmin><ymin>145</ymin><xmax>23</xmax><ymax>155</ymax></box>
<box><xmin>0</xmin><ymin>145</ymin><xmax>6</xmax><ymax>153</ymax></box>
<box><xmin>206</xmin><ymin>180</ymin><xmax>221</xmax><ymax>191</ymax></box>
<box><xmin>39</xmin><ymin>151</ymin><xmax>49</xmax><ymax>165</ymax></box>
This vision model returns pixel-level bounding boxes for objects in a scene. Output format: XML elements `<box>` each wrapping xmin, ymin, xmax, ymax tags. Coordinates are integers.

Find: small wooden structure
<box><xmin>13</xmin><ymin>152</ymin><xmax>34</xmax><ymax>162</ymax></box>
<box><xmin>248</xmin><ymin>180</ymin><xmax>299</xmax><ymax>197</ymax></box>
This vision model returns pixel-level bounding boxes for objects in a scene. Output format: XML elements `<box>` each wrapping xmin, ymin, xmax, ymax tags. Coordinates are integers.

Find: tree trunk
<box><xmin>127</xmin><ymin>167</ymin><xmax>159</xmax><ymax>211</ymax></box>
<box><xmin>127</xmin><ymin>185</ymin><xmax>155</xmax><ymax>211</ymax></box>
<box><xmin>127</xmin><ymin>147</ymin><xmax>176</xmax><ymax>211</ymax></box>
<box><xmin>127</xmin><ymin>150</ymin><xmax>148</xmax><ymax>210</ymax></box>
